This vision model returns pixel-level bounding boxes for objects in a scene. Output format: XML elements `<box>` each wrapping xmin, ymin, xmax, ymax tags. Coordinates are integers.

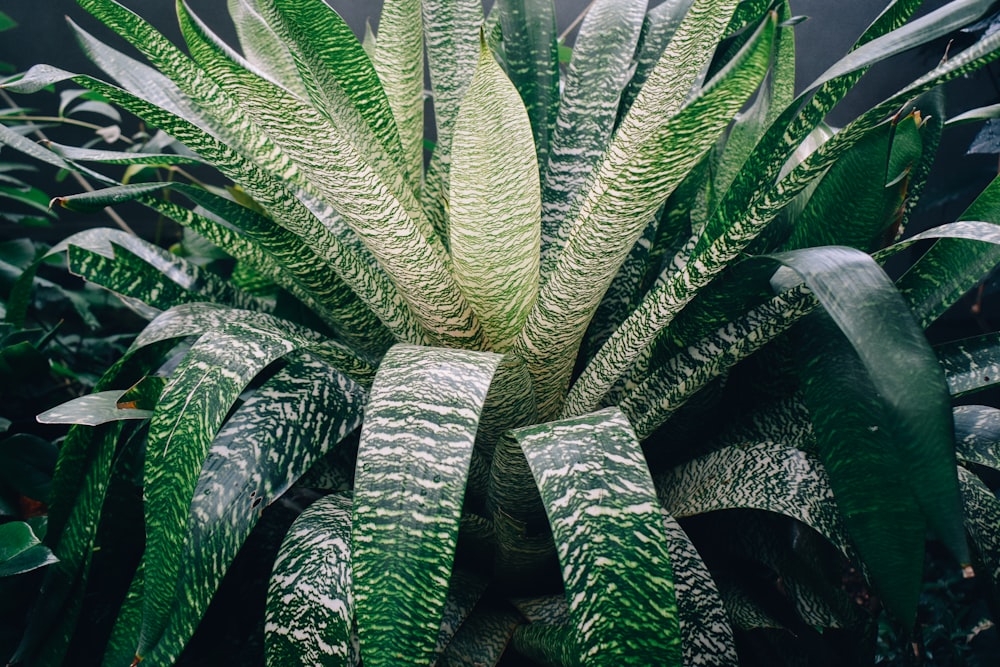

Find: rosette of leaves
<box><xmin>3</xmin><ymin>0</ymin><xmax>1000</xmax><ymax>665</ymax></box>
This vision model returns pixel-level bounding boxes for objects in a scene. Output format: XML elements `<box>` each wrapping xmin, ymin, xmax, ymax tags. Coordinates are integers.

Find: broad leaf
<box><xmin>514</xmin><ymin>407</ymin><xmax>682</xmax><ymax>665</ymax></box>
<box><xmin>449</xmin><ymin>36</ymin><xmax>540</xmax><ymax>352</ymax></box>
<box><xmin>352</xmin><ymin>345</ymin><xmax>502</xmax><ymax>666</ymax></box>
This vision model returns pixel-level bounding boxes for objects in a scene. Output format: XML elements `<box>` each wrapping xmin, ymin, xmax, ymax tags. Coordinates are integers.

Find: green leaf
<box><xmin>37</xmin><ymin>390</ymin><xmax>155</xmax><ymax>426</ymax></box>
<box><xmin>0</xmin><ymin>521</ymin><xmax>57</xmax><ymax>578</ymax></box>
<box><xmin>30</xmin><ymin>27</ymin><xmax>426</xmax><ymax>345</ymax></box>
<box><xmin>352</xmin><ymin>344</ymin><xmax>502</xmax><ymax>666</ymax></box>
<box><xmin>373</xmin><ymin>0</ymin><xmax>425</xmax><ymax>195</ymax></box>
<box><xmin>495</xmin><ymin>0</ymin><xmax>559</xmax><ymax>168</ymax></box>
<box><xmin>0</xmin><ymin>11</ymin><xmax>17</xmax><ymax>32</ymax></box>
<box><xmin>137</xmin><ymin>316</ymin><xmax>369</xmax><ymax>657</ymax></box>
<box><xmin>657</xmin><ymin>442</ymin><xmax>851</xmax><ymax>554</ymax></box>
<box><xmin>226</xmin><ymin>0</ymin><xmax>311</xmax><ymax>99</ymax></box>
<box><xmin>514</xmin><ymin>408</ymin><xmax>682</xmax><ymax>665</ymax></box>
<box><xmin>769</xmin><ymin>246</ymin><xmax>967</xmax><ymax>614</ymax></box>
<box><xmin>539</xmin><ymin>0</ymin><xmax>647</xmax><ymax>268</ymax></box>
<box><xmin>936</xmin><ymin>332</ymin><xmax>1000</xmax><ymax>399</ymax></box>
<box><xmin>959</xmin><ymin>467</ymin><xmax>1000</xmax><ymax>603</ymax></box>
<box><xmin>539</xmin><ymin>12</ymin><xmax>776</xmax><ymax>418</ymax></box>
<box><xmin>953</xmin><ymin>404</ymin><xmax>1000</xmax><ymax>471</ymax></box>
<box><xmin>141</xmin><ymin>351</ymin><xmax>366</xmax><ymax>663</ymax></box>
<box><xmin>619</xmin><ymin>283</ymin><xmax>816</xmax><ymax>439</ymax></box>
<box><xmin>49</xmin><ymin>228</ymin><xmax>270</xmax><ymax>317</ymax></box>
<box><xmin>254</xmin><ymin>0</ymin><xmax>412</xmax><ymax>199</ymax></box>
<box><xmin>783</xmin><ymin>112</ymin><xmax>923</xmax><ymax>253</ymax></box>
<box><xmin>41</xmin><ymin>140</ymin><xmax>207</xmax><ymax>167</ymax></box>
<box><xmin>266</xmin><ymin>492</ymin><xmax>357</xmax><ymax>666</ymax></box>
<box><xmin>54</xmin><ymin>182</ymin><xmax>394</xmax><ymax>351</ymax></box>
<box><xmin>0</xmin><ymin>433</ymin><xmax>57</xmax><ymax>503</ymax></box>
<box><xmin>660</xmin><ymin>513</ymin><xmax>738</xmax><ymax>666</ymax></box>
<box><xmin>895</xmin><ymin>176</ymin><xmax>1000</xmax><ymax>327</ymax></box>
<box><xmin>793</xmin><ymin>308</ymin><xmax>925</xmax><ymax>624</ymax></box>
<box><xmin>449</xmin><ymin>36</ymin><xmax>540</xmax><ymax>352</ymax></box>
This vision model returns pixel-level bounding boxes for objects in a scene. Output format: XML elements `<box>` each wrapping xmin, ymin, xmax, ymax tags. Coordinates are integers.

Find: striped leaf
<box><xmin>539</xmin><ymin>0</ymin><xmax>647</xmax><ymax>268</ymax></box>
<box><xmin>449</xmin><ymin>36</ymin><xmax>540</xmax><ymax>352</ymax></box>
<box><xmin>656</xmin><ymin>442</ymin><xmax>852</xmax><ymax>559</ymax></box>
<box><xmin>519</xmin><ymin>10</ymin><xmax>775</xmax><ymax>417</ymax></box>
<box><xmin>659</xmin><ymin>513</ymin><xmax>738</xmax><ymax>666</ymax></box>
<box><xmin>54</xmin><ymin>182</ymin><xmax>393</xmax><ymax>351</ymax></box>
<box><xmin>136</xmin><ymin>316</ymin><xmax>369</xmax><ymax>658</ymax></box>
<box><xmin>227</xmin><ymin>0</ymin><xmax>310</xmax><ymax>99</ymax></box>
<box><xmin>420</xmin><ymin>0</ymin><xmax>485</xmax><ymax>237</ymax></box>
<box><xmin>495</xmin><ymin>0</ymin><xmax>559</xmax><ymax>168</ymax></box>
<box><xmin>7</xmin><ymin>57</ymin><xmax>428</xmax><ymax>345</ymax></box>
<box><xmin>423</xmin><ymin>0</ymin><xmax>483</xmax><ymax>163</ymax></box>
<box><xmin>618</xmin><ymin>283</ymin><xmax>816</xmax><ymax>439</ymax></box>
<box><xmin>959</xmin><ymin>467</ymin><xmax>1000</xmax><ymax>604</ymax></box>
<box><xmin>936</xmin><ymin>332</ymin><xmax>1000</xmax><ymax>399</ymax></box>
<box><xmin>266</xmin><ymin>492</ymin><xmax>357</xmax><ymax>666</ymax></box>
<box><xmin>566</xmin><ymin>14</ymin><xmax>1000</xmax><ymax>420</ymax></box>
<box><xmin>514</xmin><ymin>407</ymin><xmax>682</xmax><ymax>665</ymax></box>
<box><xmin>895</xmin><ymin>175</ymin><xmax>1000</xmax><ymax>327</ymax></box>
<box><xmin>171</xmin><ymin>0</ymin><xmax>483</xmax><ymax>348</ymax></box>
<box><xmin>373</xmin><ymin>0</ymin><xmax>424</xmax><ymax>195</ymax></box>
<box><xmin>352</xmin><ymin>344</ymin><xmax>502</xmax><ymax>666</ymax></box>
<box><xmin>436</xmin><ymin>607</ymin><xmax>520</xmax><ymax>667</ymax></box>
<box><xmin>954</xmin><ymin>404</ymin><xmax>1000</xmax><ymax>471</ymax></box>
<box><xmin>50</xmin><ymin>228</ymin><xmax>270</xmax><ymax>317</ymax></box>
<box><xmin>254</xmin><ymin>0</ymin><xmax>412</xmax><ymax>202</ymax></box>
<box><xmin>509</xmin><ymin>623</ymin><xmax>578</xmax><ymax>666</ymax></box>
<box><xmin>138</xmin><ymin>352</ymin><xmax>367</xmax><ymax>663</ymax></box>
<box><xmin>618</xmin><ymin>0</ymin><xmax>697</xmax><ymax>120</ymax></box>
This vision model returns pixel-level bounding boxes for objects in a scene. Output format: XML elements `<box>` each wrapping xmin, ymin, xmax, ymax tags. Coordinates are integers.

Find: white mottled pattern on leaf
<box><xmin>266</xmin><ymin>493</ymin><xmax>357</xmax><ymax>665</ymax></box>
<box><xmin>374</xmin><ymin>0</ymin><xmax>425</xmax><ymax>195</ymax></box>
<box><xmin>515</xmin><ymin>407</ymin><xmax>682</xmax><ymax>665</ymax></box>
<box><xmin>656</xmin><ymin>442</ymin><xmax>853</xmax><ymax>559</ymax></box>
<box><xmin>352</xmin><ymin>344</ymin><xmax>502</xmax><ymax>666</ymax></box>
<box><xmin>144</xmin><ymin>353</ymin><xmax>366</xmax><ymax>664</ymax></box>
<box><xmin>515</xmin><ymin>12</ymin><xmax>774</xmax><ymax>417</ymax></box>
<box><xmin>659</xmin><ymin>513</ymin><xmax>738</xmax><ymax>665</ymax></box>
<box><xmin>449</xmin><ymin>39</ymin><xmax>540</xmax><ymax>352</ymax></box>
<box><xmin>539</xmin><ymin>0</ymin><xmax>647</xmax><ymax>270</ymax></box>
<box><xmin>227</xmin><ymin>0</ymin><xmax>310</xmax><ymax>98</ymax></box>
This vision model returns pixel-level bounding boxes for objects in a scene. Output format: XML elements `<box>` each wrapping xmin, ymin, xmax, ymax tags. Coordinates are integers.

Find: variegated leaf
<box><xmin>539</xmin><ymin>0</ymin><xmax>647</xmax><ymax>269</ymax></box>
<box><xmin>495</xmin><ymin>0</ymin><xmax>559</xmax><ymax>169</ymax></box>
<box><xmin>936</xmin><ymin>332</ymin><xmax>1000</xmax><ymax>399</ymax></box>
<box><xmin>227</xmin><ymin>0</ymin><xmax>311</xmax><ymax>99</ymax></box>
<box><xmin>616</xmin><ymin>284</ymin><xmax>816</xmax><ymax>436</ymax></box>
<box><xmin>449</xmin><ymin>36</ymin><xmax>540</xmax><ymax>352</ymax></box>
<box><xmin>514</xmin><ymin>407</ymin><xmax>682</xmax><ymax>665</ymax></box>
<box><xmin>577</xmin><ymin>2</ymin><xmax>1000</xmax><ymax>416</ymax></box>
<box><xmin>660</xmin><ymin>513</ymin><xmax>738</xmax><ymax>666</ymax></box>
<box><xmin>953</xmin><ymin>404</ymin><xmax>1000</xmax><ymax>470</ymax></box>
<box><xmin>139</xmin><ymin>351</ymin><xmax>367</xmax><ymax>663</ymax></box>
<box><xmin>518</xmin><ymin>10</ymin><xmax>775</xmax><ymax>418</ymax></box>
<box><xmin>266</xmin><ymin>492</ymin><xmax>357</xmax><ymax>666</ymax></box>
<box><xmin>373</xmin><ymin>0</ymin><xmax>424</xmax><ymax>195</ymax></box>
<box><xmin>656</xmin><ymin>442</ymin><xmax>852</xmax><ymax>559</ymax></box>
<box><xmin>137</xmin><ymin>317</ymin><xmax>369</xmax><ymax>658</ymax></box>
<box><xmin>352</xmin><ymin>345</ymin><xmax>502</xmax><ymax>666</ymax></box>
<box><xmin>958</xmin><ymin>467</ymin><xmax>1000</xmax><ymax>602</ymax></box>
